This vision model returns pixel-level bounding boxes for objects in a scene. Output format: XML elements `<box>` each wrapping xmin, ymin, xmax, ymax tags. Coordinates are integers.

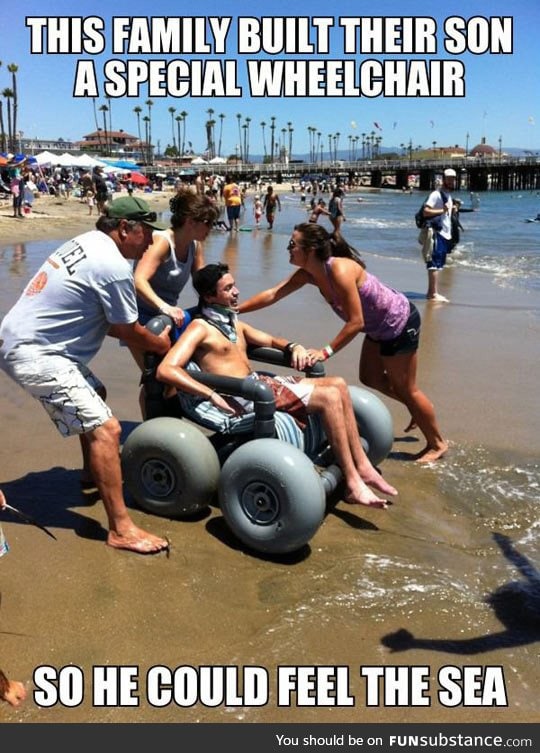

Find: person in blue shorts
<box><xmin>422</xmin><ymin>168</ymin><xmax>456</xmax><ymax>302</ymax></box>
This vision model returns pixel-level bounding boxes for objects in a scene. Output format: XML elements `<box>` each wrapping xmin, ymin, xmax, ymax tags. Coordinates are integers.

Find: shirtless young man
<box><xmin>157</xmin><ymin>264</ymin><xmax>397</xmax><ymax>508</ymax></box>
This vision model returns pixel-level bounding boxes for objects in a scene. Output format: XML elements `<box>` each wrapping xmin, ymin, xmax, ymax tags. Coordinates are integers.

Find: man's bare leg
<box><xmin>307</xmin><ymin>384</ymin><xmax>388</xmax><ymax>508</ymax></box>
<box><xmin>82</xmin><ymin>419</ymin><xmax>168</xmax><ymax>553</ymax></box>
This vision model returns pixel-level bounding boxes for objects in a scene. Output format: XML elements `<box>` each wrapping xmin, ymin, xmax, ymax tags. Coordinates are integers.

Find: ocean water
<box><xmin>280</xmin><ymin>188</ymin><xmax>540</xmax><ymax>295</ymax></box>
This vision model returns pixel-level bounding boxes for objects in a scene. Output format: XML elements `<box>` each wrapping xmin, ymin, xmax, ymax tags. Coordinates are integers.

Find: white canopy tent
<box><xmin>34</xmin><ymin>150</ymin><xmax>57</xmax><ymax>166</ymax></box>
<box><xmin>34</xmin><ymin>151</ymin><xmax>108</xmax><ymax>169</ymax></box>
<box><xmin>72</xmin><ymin>153</ymin><xmax>108</xmax><ymax>168</ymax></box>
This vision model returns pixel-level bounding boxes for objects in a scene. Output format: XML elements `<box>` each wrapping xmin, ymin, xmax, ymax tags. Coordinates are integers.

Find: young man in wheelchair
<box><xmin>156</xmin><ymin>263</ymin><xmax>397</xmax><ymax>509</ymax></box>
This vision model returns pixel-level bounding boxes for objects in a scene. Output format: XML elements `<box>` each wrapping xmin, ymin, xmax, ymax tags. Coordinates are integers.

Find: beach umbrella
<box><xmin>101</xmin><ymin>158</ymin><xmax>141</xmax><ymax>170</ymax></box>
<box><xmin>129</xmin><ymin>172</ymin><xmax>149</xmax><ymax>185</ymax></box>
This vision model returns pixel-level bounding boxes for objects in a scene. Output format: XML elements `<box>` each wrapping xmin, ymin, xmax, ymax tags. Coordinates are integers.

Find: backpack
<box><xmin>414</xmin><ymin>202</ymin><xmax>427</xmax><ymax>228</ymax></box>
<box><xmin>414</xmin><ymin>190</ymin><xmax>448</xmax><ymax>230</ymax></box>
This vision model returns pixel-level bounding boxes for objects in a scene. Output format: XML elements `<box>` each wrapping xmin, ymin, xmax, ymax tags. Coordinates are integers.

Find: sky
<box><xmin>1</xmin><ymin>0</ymin><xmax>539</xmax><ymax>158</ymax></box>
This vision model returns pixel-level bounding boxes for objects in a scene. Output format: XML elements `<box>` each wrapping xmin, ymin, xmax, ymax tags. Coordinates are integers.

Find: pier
<box><xmin>200</xmin><ymin>157</ymin><xmax>540</xmax><ymax>192</ymax></box>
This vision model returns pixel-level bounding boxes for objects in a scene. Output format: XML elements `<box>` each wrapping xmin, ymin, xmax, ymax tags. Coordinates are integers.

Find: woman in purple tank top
<box><xmin>240</xmin><ymin>223</ymin><xmax>447</xmax><ymax>462</ymax></box>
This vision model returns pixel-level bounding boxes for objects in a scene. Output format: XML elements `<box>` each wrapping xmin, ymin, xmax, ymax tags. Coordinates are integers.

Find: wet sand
<box><xmin>1</xmin><ymin>192</ymin><xmax>539</xmax><ymax>723</ymax></box>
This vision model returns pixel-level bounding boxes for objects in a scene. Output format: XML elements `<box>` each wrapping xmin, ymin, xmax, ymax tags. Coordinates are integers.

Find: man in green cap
<box><xmin>0</xmin><ymin>197</ymin><xmax>171</xmax><ymax>555</ymax></box>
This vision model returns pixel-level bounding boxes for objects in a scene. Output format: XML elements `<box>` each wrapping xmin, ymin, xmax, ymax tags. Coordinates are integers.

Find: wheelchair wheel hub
<box><xmin>140</xmin><ymin>458</ymin><xmax>176</xmax><ymax>497</ymax></box>
<box><xmin>241</xmin><ymin>481</ymin><xmax>280</xmax><ymax>525</ymax></box>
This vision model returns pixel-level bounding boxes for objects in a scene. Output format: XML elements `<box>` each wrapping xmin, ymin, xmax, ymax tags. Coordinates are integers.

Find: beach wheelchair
<box><xmin>121</xmin><ymin>315</ymin><xmax>394</xmax><ymax>554</ymax></box>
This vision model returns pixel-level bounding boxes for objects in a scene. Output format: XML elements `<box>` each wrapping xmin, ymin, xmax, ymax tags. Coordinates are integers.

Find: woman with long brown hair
<box><xmin>240</xmin><ymin>223</ymin><xmax>447</xmax><ymax>462</ymax></box>
<box><xmin>129</xmin><ymin>189</ymin><xmax>220</xmax><ymax>369</ymax></box>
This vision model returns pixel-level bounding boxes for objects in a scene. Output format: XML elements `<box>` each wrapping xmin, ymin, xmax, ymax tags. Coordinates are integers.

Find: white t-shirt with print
<box><xmin>0</xmin><ymin>230</ymin><xmax>138</xmax><ymax>365</ymax></box>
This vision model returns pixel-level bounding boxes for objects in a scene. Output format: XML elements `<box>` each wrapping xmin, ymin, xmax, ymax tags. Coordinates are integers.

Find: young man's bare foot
<box><xmin>344</xmin><ymin>481</ymin><xmax>388</xmax><ymax>509</ymax></box>
<box><xmin>415</xmin><ymin>441</ymin><xmax>449</xmax><ymax>463</ymax></box>
<box><xmin>107</xmin><ymin>526</ymin><xmax>169</xmax><ymax>554</ymax></box>
<box><xmin>0</xmin><ymin>671</ymin><xmax>27</xmax><ymax>707</ymax></box>
<box><xmin>4</xmin><ymin>680</ymin><xmax>27</xmax><ymax>707</ymax></box>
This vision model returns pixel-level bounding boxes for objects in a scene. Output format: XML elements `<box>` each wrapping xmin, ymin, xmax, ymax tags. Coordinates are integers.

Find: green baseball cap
<box><xmin>105</xmin><ymin>196</ymin><xmax>168</xmax><ymax>230</ymax></box>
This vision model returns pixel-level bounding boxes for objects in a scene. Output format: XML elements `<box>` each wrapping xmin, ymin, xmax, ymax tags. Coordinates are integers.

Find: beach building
<box><xmin>75</xmin><ymin>129</ymin><xmax>150</xmax><ymax>161</ymax></box>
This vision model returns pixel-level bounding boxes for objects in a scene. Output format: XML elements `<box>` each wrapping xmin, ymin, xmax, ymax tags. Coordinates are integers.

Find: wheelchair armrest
<box><xmin>247</xmin><ymin>346</ymin><xmax>326</xmax><ymax>378</ymax></box>
<box><xmin>188</xmin><ymin>372</ymin><xmax>276</xmax><ymax>439</ymax></box>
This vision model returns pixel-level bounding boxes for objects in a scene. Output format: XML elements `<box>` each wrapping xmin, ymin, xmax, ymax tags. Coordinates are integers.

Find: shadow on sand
<box><xmin>381</xmin><ymin>533</ymin><xmax>540</xmax><ymax>654</ymax></box>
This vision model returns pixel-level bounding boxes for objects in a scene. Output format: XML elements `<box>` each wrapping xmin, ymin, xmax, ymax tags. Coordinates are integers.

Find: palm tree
<box><xmin>180</xmin><ymin>110</ymin><xmax>188</xmax><ymax>155</ymax></box>
<box><xmin>218</xmin><ymin>113</ymin><xmax>225</xmax><ymax>157</ymax></box>
<box><xmin>316</xmin><ymin>131</ymin><xmax>322</xmax><ymax>163</ymax></box>
<box><xmin>206</xmin><ymin>108</ymin><xmax>215</xmax><ymax>157</ymax></box>
<box><xmin>260</xmin><ymin>120</ymin><xmax>267</xmax><ymax>158</ymax></box>
<box><xmin>145</xmin><ymin>99</ymin><xmax>154</xmax><ymax>164</ymax></box>
<box><xmin>168</xmin><ymin>106</ymin><xmax>177</xmax><ymax>150</ymax></box>
<box><xmin>287</xmin><ymin>121</ymin><xmax>293</xmax><ymax>162</ymax></box>
<box><xmin>143</xmin><ymin>115</ymin><xmax>150</xmax><ymax>163</ymax></box>
<box><xmin>307</xmin><ymin>126</ymin><xmax>314</xmax><ymax>162</ymax></box>
<box><xmin>280</xmin><ymin>128</ymin><xmax>287</xmax><ymax>162</ymax></box>
<box><xmin>270</xmin><ymin>116</ymin><xmax>276</xmax><ymax>163</ymax></box>
<box><xmin>0</xmin><ymin>97</ymin><xmax>5</xmax><ymax>151</ymax></box>
<box><xmin>236</xmin><ymin>113</ymin><xmax>243</xmax><ymax>161</ymax></box>
<box><xmin>175</xmin><ymin>115</ymin><xmax>182</xmax><ymax>161</ymax></box>
<box><xmin>0</xmin><ymin>63</ymin><xmax>6</xmax><ymax>152</ymax></box>
<box><xmin>244</xmin><ymin>117</ymin><xmax>251</xmax><ymax>162</ymax></box>
<box><xmin>99</xmin><ymin>104</ymin><xmax>108</xmax><ymax>156</ymax></box>
<box><xmin>370</xmin><ymin>130</ymin><xmax>376</xmax><ymax>159</ymax></box>
<box><xmin>133</xmin><ymin>106</ymin><xmax>143</xmax><ymax>160</ymax></box>
<box><xmin>242</xmin><ymin>124</ymin><xmax>248</xmax><ymax>163</ymax></box>
<box><xmin>0</xmin><ymin>60</ymin><xmax>6</xmax><ymax>152</ymax></box>
<box><xmin>2</xmin><ymin>88</ymin><xmax>13</xmax><ymax>151</ymax></box>
<box><xmin>7</xmin><ymin>64</ymin><xmax>18</xmax><ymax>153</ymax></box>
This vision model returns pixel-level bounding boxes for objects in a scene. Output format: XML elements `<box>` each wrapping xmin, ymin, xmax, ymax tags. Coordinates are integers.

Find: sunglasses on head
<box><xmin>126</xmin><ymin>211</ymin><xmax>157</xmax><ymax>222</ymax></box>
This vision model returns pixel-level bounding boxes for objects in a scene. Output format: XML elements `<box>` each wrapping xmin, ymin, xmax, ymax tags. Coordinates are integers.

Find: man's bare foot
<box><xmin>107</xmin><ymin>526</ymin><xmax>169</xmax><ymax>554</ymax></box>
<box><xmin>404</xmin><ymin>419</ymin><xmax>417</xmax><ymax>432</ymax></box>
<box><xmin>344</xmin><ymin>481</ymin><xmax>388</xmax><ymax>509</ymax></box>
<box><xmin>4</xmin><ymin>680</ymin><xmax>27</xmax><ymax>707</ymax></box>
<box><xmin>415</xmin><ymin>441</ymin><xmax>449</xmax><ymax>463</ymax></box>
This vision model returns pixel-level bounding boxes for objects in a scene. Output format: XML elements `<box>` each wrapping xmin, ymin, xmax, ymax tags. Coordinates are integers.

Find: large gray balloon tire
<box><xmin>218</xmin><ymin>438</ymin><xmax>326</xmax><ymax>554</ymax></box>
<box><xmin>348</xmin><ymin>385</ymin><xmax>394</xmax><ymax>467</ymax></box>
<box><xmin>121</xmin><ymin>417</ymin><xmax>221</xmax><ymax>517</ymax></box>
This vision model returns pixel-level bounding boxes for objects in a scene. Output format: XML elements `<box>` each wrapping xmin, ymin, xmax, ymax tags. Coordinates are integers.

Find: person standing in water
<box><xmin>263</xmin><ymin>185</ymin><xmax>281</xmax><ymax>229</ymax></box>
